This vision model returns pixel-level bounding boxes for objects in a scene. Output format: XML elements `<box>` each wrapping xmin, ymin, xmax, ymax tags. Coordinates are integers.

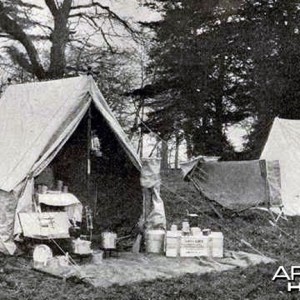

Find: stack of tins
<box><xmin>101</xmin><ymin>232</ymin><xmax>117</xmax><ymax>249</ymax></box>
<box><xmin>165</xmin><ymin>225</ymin><xmax>224</xmax><ymax>258</ymax></box>
<box><xmin>144</xmin><ymin>227</ymin><xmax>224</xmax><ymax>257</ymax></box>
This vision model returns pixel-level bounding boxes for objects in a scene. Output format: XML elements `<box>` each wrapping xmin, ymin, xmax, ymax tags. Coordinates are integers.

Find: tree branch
<box><xmin>5</xmin><ymin>46</ymin><xmax>34</xmax><ymax>74</ymax></box>
<box><xmin>61</xmin><ymin>0</ymin><xmax>73</xmax><ymax>14</ymax></box>
<box><xmin>29</xmin><ymin>20</ymin><xmax>53</xmax><ymax>32</ymax></box>
<box><xmin>80</xmin><ymin>14</ymin><xmax>115</xmax><ymax>52</ymax></box>
<box><xmin>71</xmin><ymin>1</ymin><xmax>137</xmax><ymax>35</ymax></box>
<box><xmin>44</xmin><ymin>0</ymin><xmax>58</xmax><ymax>17</ymax></box>
<box><xmin>29</xmin><ymin>34</ymin><xmax>50</xmax><ymax>40</ymax></box>
<box><xmin>0</xmin><ymin>2</ymin><xmax>46</xmax><ymax>79</ymax></box>
<box><xmin>13</xmin><ymin>0</ymin><xmax>43</xmax><ymax>10</ymax></box>
<box><xmin>99</xmin><ymin>27</ymin><xmax>115</xmax><ymax>53</ymax></box>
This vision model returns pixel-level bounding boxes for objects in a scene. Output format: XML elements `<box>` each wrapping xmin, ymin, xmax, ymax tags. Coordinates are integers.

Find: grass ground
<box><xmin>1</xmin><ymin>171</ymin><xmax>299</xmax><ymax>299</ymax></box>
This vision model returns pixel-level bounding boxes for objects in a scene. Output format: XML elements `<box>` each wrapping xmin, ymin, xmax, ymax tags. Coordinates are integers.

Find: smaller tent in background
<box><xmin>181</xmin><ymin>156</ymin><xmax>281</xmax><ymax>213</ymax></box>
<box><xmin>261</xmin><ymin>117</ymin><xmax>300</xmax><ymax>215</ymax></box>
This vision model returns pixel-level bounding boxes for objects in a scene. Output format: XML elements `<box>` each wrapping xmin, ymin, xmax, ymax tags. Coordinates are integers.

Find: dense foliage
<box><xmin>141</xmin><ymin>0</ymin><xmax>300</xmax><ymax>158</ymax></box>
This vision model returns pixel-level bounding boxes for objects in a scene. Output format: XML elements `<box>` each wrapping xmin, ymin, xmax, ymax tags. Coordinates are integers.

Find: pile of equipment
<box><xmin>145</xmin><ymin>219</ymin><xmax>223</xmax><ymax>258</ymax></box>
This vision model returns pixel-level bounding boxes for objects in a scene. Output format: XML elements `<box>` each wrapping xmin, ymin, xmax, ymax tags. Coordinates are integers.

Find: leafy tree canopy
<box><xmin>138</xmin><ymin>0</ymin><xmax>300</xmax><ymax>158</ymax></box>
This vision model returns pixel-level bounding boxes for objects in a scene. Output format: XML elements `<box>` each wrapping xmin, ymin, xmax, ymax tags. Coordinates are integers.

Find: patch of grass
<box><xmin>0</xmin><ymin>172</ymin><xmax>299</xmax><ymax>299</ymax></box>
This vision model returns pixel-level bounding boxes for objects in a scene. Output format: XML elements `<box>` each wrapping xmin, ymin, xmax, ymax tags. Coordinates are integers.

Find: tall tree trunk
<box><xmin>214</xmin><ymin>95</ymin><xmax>224</xmax><ymax>154</ymax></box>
<box><xmin>161</xmin><ymin>139</ymin><xmax>169</xmax><ymax>170</ymax></box>
<box><xmin>185</xmin><ymin>133</ymin><xmax>193</xmax><ymax>160</ymax></box>
<box><xmin>175</xmin><ymin>134</ymin><xmax>180</xmax><ymax>169</ymax></box>
<box><xmin>214</xmin><ymin>56</ymin><xmax>226</xmax><ymax>154</ymax></box>
<box><xmin>46</xmin><ymin>0</ymin><xmax>73</xmax><ymax>79</ymax></box>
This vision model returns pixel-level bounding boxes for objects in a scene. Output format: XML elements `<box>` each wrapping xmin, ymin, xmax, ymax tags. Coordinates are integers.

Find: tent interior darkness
<box><xmin>35</xmin><ymin>103</ymin><xmax>142</xmax><ymax>236</ymax></box>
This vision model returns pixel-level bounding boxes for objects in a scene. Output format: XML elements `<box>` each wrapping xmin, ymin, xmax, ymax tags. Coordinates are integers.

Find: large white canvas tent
<box><xmin>261</xmin><ymin>117</ymin><xmax>300</xmax><ymax>216</ymax></box>
<box><xmin>0</xmin><ymin>75</ymin><xmax>143</xmax><ymax>255</ymax></box>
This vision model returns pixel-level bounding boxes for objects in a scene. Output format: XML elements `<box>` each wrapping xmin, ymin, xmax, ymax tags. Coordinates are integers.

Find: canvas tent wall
<box><xmin>181</xmin><ymin>156</ymin><xmax>281</xmax><ymax>212</ymax></box>
<box><xmin>0</xmin><ymin>75</ymin><xmax>142</xmax><ymax>254</ymax></box>
<box><xmin>261</xmin><ymin>117</ymin><xmax>300</xmax><ymax>216</ymax></box>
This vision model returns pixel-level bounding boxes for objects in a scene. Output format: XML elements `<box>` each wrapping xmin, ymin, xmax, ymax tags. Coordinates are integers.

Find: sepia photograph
<box><xmin>0</xmin><ymin>1</ymin><xmax>299</xmax><ymax>299</ymax></box>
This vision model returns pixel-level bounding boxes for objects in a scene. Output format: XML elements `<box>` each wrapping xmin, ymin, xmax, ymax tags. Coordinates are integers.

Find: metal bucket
<box><xmin>92</xmin><ymin>250</ymin><xmax>103</xmax><ymax>265</ymax></box>
<box><xmin>72</xmin><ymin>238</ymin><xmax>92</xmax><ymax>254</ymax></box>
<box><xmin>145</xmin><ymin>230</ymin><xmax>165</xmax><ymax>254</ymax></box>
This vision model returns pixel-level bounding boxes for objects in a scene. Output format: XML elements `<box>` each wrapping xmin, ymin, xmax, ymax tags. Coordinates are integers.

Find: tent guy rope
<box><xmin>160</xmin><ymin>181</ymin><xmax>272</xmax><ymax>259</ymax></box>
